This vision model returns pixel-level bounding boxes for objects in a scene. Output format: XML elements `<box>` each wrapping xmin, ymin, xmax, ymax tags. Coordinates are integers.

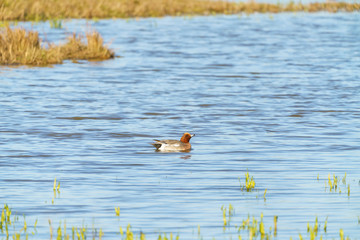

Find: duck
<box><xmin>151</xmin><ymin>132</ymin><xmax>195</xmax><ymax>152</ymax></box>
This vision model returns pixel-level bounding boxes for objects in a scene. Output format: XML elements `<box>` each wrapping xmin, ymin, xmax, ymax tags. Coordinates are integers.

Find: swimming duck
<box><xmin>151</xmin><ymin>132</ymin><xmax>195</xmax><ymax>152</ymax></box>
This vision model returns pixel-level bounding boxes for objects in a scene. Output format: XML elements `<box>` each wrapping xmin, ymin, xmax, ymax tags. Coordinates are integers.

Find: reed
<box><xmin>59</xmin><ymin>31</ymin><xmax>114</xmax><ymax>61</ymax></box>
<box><xmin>0</xmin><ymin>0</ymin><xmax>359</xmax><ymax>21</ymax></box>
<box><xmin>0</xmin><ymin>27</ymin><xmax>62</xmax><ymax>65</ymax></box>
<box><xmin>0</xmin><ymin>27</ymin><xmax>114</xmax><ymax>66</ymax></box>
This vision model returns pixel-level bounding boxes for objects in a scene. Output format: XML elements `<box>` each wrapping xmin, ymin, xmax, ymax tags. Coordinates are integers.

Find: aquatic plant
<box><xmin>221</xmin><ymin>204</ymin><xmax>235</xmax><ymax>226</ymax></box>
<box><xmin>306</xmin><ymin>217</ymin><xmax>319</xmax><ymax>240</ymax></box>
<box><xmin>49</xmin><ymin>219</ymin><xmax>105</xmax><ymax>240</ymax></box>
<box><xmin>0</xmin><ymin>27</ymin><xmax>62</xmax><ymax>65</ymax></box>
<box><xmin>340</xmin><ymin>228</ymin><xmax>344</xmax><ymax>240</ymax></box>
<box><xmin>240</xmin><ymin>171</ymin><xmax>256</xmax><ymax>192</ymax></box>
<box><xmin>323</xmin><ymin>173</ymin><xmax>350</xmax><ymax>195</ymax></box>
<box><xmin>237</xmin><ymin>213</ymin><xmax>275</xmax><ymax>239</ymax></box>
<box><xmin>53</xmin><ymin>178</ymin><xmax>60</xmax><ymax>192</ymax></box>
<box><xmin>263</xmin><ymin>189</ymin><xmax>267</xmax><ymax>201</ymax></box>
<box><xmin>0</xmin><ymin>0</ymin><xmax>359</xmax><ymax>21</ymax></box>
<box><xmin>59</xmin><ymin>31</ymin><xmax>115</xmax><ymax>61</ymax></box>
<box><xmin>1</xmin><ymin>203</ymin><xmax>359</xmax><ymax>240</ymax></box>
<box><xmin>49</xmin><ymin>18</ymin><xmax>63</xmax><ymax>29</ymax></box>
<box><xmin>324</xmin><ymin>217</ymin><xmax>328</xmax><ymax>232</ymax></box>
<box><xmin>342</xmin><ymin>172</ymin><xmax>347</xmax><ymax>185</ymax></box>
<box><xmin>157</xmin><ymin>232</ymin><xmax>179</xmax><ymax>240</ymax></box>
<box><xmin>52</xmin><ymin>178</ymin><xmax>61</xmax><ymax>204</ymax></box>
<box><xmin>0</xmin><ymin>204</ymin><xmax>38</xmax><ymax>240</ymax></box>
<box><xmin>0</xmin><ymin>27</ymin><xmax>114</xmax><ymax>66</ymax></box>
<box><xmin>303</xmin><ymin>216</ymin><xmax>352</xmax><ymax>240</ymax></box>
<box><xmin>115</xmin><ymin>207</ymin><xmax>120</xmax><ymax>217</ymax></box>
<box><xmin>274</xmin><ymin>216</ymin><xmax>278</xmax><ymax>236</ymax></box>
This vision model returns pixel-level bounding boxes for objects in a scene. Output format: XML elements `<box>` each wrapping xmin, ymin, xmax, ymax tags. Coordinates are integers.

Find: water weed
<box><xmin>221</xmin><ymin>204</ymin><xmax>235</xmax><ymax>227</ymax></box>
<box><xmin>49</xmin><ymin>19</ymin><xmax>63</xmax><ymax>29</ymax></box>
<box><xmin>324</xmin><ymin>217</ymin><xmax>328</xmax><ymax>232</ymax></box>
<box><xmin>115</xmin><ymin>207</ymin><xmax>120</xmax><ymax>217</ymax></box>
<box><xmin>0</xmin><ymin>0</ymin><xmax>359</xmax><ymax>21</ymax></box>
<box><xmin>0</xmin><ymin>204</ymin><xmax>358</xmax><ymax>240</ymax></box>
<box><xmin>240</xmin><ymin>171</ymin><xmax>256</xmax><ymax>192</ymax></box>
<box><xmin>52</xmin><ymin>178</ymin><xmax>61</xmax><ymax>204</ymax></box>
<box><xmin>303</xmin><ymin>216</ymin><xmax>348</xmax><ymax>240</ymax></box>
<box><xmin>323</xmin><ymin>173</ymin><xmax>350</xmax><ymax>195</ymax></box>
<box><xmin>342</xmin><ymin>172</ymin><xmax>347</xmax><ymax>185</ymax></box>
<box><xmin>0</xmin><ymin>27</ymin><xmax>114</xmax><ymax>66</ymax></box>
<box><xmin>306</xmin><ymin>217</ymin><xmax>319</xmax><ymax>240</ymax></box>
<box><xmin>237</xmin><ymin>213</ymin><xmax>275</xmax><ymax>239</ymax></box>
<box><xmin>273</xmin><ymin>216</ymin><xmax>278</xmax><ymax>236</ymax></box>
<box><xmin>263</xmin><ymin>189</ymin><xmax>267</xmax><ymax>201</ymax></box>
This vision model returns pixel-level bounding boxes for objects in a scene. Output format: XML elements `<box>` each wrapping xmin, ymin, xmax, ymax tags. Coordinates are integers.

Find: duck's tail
<box><xmin>151</xmin><ymin>140</ymin><xmax>162</xmax><ymax>150</ymax></box>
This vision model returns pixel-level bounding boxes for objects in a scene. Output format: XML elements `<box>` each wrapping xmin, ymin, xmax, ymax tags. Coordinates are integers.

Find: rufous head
<box><xmin>180</xmin><ymin>132</ymin><xmax>195</xmax><ymax>143</ymax></box>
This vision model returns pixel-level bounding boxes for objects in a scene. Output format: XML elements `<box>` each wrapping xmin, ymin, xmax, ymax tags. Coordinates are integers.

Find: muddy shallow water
<box><xmin>1</xmin><ymin>13</ymin><xmax>360</xmax><ymax>239</ymax></box>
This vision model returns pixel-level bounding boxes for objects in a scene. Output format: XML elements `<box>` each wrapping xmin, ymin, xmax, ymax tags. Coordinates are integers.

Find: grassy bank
<box><xmin>0</xmin><ymin>27</ymin><xmax>114</xmax><ymax>66</ymax></box>
<box><xmin>0</xmin><ymin>0</ymin><xmax>359</xmax><ymax>21</ymax></box>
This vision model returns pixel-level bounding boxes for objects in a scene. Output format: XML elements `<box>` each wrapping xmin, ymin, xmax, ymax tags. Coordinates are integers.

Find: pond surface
<box><xmin>1</xmin><ymin>13</ymin><xmax>360</xmax><ymax>239</ymax></box>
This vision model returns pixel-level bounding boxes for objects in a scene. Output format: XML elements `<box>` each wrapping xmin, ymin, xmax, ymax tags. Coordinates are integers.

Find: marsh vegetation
<box><xmin>0</xmin><ymin>0</ymin><xmax>359</xmax><ymax>21</ymax></box>
<box><xmin>0</xmin><ymin>27</ymin><xmax>114</xmax><ymax>66</ymax></box>
<box><xmin>1</xmin><ymin>203</ymin><xmax>354</xmax><ymax>240</ymax></box>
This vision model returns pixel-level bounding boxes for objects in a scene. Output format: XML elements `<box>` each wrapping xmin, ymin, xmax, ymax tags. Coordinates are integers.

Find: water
<box><xmin>1</xmin><ymin>12</ymin><xmax>360</xmax><ymax>239</ymax></box>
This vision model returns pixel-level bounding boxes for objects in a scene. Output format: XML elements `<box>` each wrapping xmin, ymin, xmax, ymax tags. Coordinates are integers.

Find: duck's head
<box><xmin>180</xmin><ymin>132</ymin><xmax>195</xmax><ymax>143</ymax></box>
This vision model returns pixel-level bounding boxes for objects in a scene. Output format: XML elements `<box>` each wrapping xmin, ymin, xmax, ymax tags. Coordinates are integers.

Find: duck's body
<box><xmin>152</xmin><ymin>133</ymin><xmax>195</xmax><ymax>152</ymax></box>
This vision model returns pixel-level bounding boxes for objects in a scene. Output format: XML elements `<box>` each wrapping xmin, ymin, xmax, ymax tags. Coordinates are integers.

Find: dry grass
<box><xmin>60</xmin><ymin>32</ymin><xmax>115</xmax><ymax>60</ymax></box>
<box><xmin>0</xmin><ymin>0</ymin><xmax>359</xmax><ymax>21</ymax></box>
<box><xmin>0</xmin><ymin>27</ymin><xmax>61</xmax><ymax>65</ymax></box>
<box><xmin>0</xmin><ymin>27</ymin><xmax>114</xmax><ymax>66</ymax></box>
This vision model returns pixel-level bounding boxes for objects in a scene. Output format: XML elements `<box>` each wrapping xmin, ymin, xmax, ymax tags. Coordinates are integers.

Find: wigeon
<box><xmin>151</xmin><ymin>133</ymin><xmax>195</xmax><ymax>152</ymax></box>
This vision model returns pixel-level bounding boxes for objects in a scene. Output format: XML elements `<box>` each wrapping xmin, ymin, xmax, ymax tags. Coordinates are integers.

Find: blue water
<box><xmin>1</xmin><ymin>12</ymin><xmax>360</xmax><ymax>239</ymax></box>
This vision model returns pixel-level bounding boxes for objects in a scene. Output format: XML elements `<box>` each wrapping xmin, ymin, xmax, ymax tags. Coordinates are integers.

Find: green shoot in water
<box><xmin>240</xmin><ymin>171</ymin><xmax>256</xmax><ymax>192</ymax></box>
<box><xmin>115</xmin><ymin>207</ymin><xmax>120</xmax><ymax>217</ymax></box>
